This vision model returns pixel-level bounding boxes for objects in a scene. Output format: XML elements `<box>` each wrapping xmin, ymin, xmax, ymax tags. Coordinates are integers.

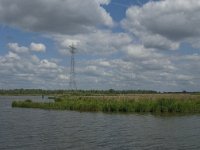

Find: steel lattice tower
<box><xmin>69</xmin><ymin>44</ymin><xmax>77</xmax><ymax>90</ymax></box>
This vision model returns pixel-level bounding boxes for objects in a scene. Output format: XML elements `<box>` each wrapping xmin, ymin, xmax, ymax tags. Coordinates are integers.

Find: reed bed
<box><xmin>12</xmin><ymin>94</ymin><xmax>200</xmax><ymax>113</ymax></box>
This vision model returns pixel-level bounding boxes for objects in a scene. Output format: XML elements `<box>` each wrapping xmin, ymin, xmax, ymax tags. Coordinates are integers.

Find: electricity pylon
<box><xmin>69</xmin><ymin>44</ymin><xmax>77</xmax><ymax>90</ymax></box>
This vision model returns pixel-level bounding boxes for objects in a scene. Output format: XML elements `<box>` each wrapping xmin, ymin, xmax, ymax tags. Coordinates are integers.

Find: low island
<box><xmin>11</xmin><ymin>90</ymin><xmax>200</xmax><ymax>114</ymax></box>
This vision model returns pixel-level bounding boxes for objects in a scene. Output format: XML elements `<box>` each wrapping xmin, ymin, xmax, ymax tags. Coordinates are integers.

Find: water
<box><xmin>0</xmin><ymin>96</ymin><xmax>200</xmax><ymax>150</ymax></box>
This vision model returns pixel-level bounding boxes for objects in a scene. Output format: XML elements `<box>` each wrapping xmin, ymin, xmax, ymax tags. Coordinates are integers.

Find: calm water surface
<box><xmin>0</xmin><ymin>96</ymin><xmax>200</xmax><ymax>150</ymax></box>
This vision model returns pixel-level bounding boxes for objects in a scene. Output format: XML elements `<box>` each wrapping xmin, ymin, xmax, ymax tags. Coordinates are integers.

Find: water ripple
<box><xmin>0</xmin><ymin>96</ymin><xmax>200</xmax><ymax>150</ymax></box>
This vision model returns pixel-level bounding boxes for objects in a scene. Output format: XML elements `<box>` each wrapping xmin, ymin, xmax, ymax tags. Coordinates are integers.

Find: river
<box><xmin>0</xmin><ymin>96</ymin><xmax>200</xmax><ymax>150</ymax></box>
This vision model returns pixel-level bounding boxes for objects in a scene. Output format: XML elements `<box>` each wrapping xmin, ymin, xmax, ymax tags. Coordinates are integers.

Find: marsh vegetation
<box><xmin>12</xmin><ymin>94</ymin><xmax>200</xmax><ymax>113</ymax></box>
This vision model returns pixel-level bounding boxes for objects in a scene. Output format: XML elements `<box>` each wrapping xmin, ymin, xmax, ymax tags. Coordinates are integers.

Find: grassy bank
<box><xmin>12</xmin><ymin>94</ymin><xmax>200</xmax><ymax>113</ymax></box>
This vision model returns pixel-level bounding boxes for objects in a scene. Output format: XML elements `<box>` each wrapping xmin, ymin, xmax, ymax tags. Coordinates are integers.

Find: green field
<box><xmin>12</xmin><ymin>94</ymin><xmax>200</xmax><ymax>114</ymax></box>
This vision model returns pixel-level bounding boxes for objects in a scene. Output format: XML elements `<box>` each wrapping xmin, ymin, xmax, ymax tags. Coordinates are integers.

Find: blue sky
<box><xmin>104</xmin><ymin>0</ymin><xmax>153</xmax><ymax>21</ymax></box>
<box><xmin>0</xmin><ymin>0</ymin><xmax>200</xmax><ymax>91</ymax></box>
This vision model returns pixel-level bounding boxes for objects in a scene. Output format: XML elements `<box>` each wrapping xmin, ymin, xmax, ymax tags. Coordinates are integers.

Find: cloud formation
<box><xmin>0</xmin><ymin>0</ymin><xmax>200</xmax><ymax>91</ymax></box>
<box><xmin>1</xmin><ymin>40</ymin><xmax>200</xmax><ymax>91</ymax></box>
<box><xmin>0</xmin><ymin>0</ymin><xmax>113</xmax><ymax>34</ymax></box>
<box><xmin>8</xmin><ymin>43</ymin><xmax>29</xmax><ymax>53</ymax></box>
<box><xmin>30</xmin><ymin>42</ymin><xmax>46</xmax><ymax>52</ymax></box>
<box><xmin>54</xmin><ymin>29</ymin><xmax>132</xmax><ymax>56</ymax></box>
<box><xmin>8</xmin><ymin>42</ymin><xmax>46</xmax><ymax>53</ymax></box>
<box><xmin>122</xmin><ymin>0</ymin><xmax>200</xmax><ymax>50</ymax></box>
<box><xmin>0</xmin><ymin>47</ymin><xmax>68</xmax><ymax>89</ymax></box>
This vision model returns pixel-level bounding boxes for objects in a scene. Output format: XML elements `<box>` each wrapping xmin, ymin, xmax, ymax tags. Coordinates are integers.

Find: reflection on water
<box><xmin>0</xmin><ymin>96</ymin><xmax>200</xmax><ymax>150</ymax></box>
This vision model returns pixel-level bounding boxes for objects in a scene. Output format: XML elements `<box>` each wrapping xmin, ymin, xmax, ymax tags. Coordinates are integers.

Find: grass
<box><xmin>12</xmin><ymin>94</ymin><xmax>200</xmax><ymax>114</ymax></box>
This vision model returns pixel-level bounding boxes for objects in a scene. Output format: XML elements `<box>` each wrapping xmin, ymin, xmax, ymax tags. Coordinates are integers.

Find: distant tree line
<box><xmin>0</xmin><ymin>89</ymin><xmax>63</xmax><ymax>95</ymax></box>
<box><xmin>0</xmin><ymin>89</ymin><xmax>158</xmax><ymax>95</ymax></box>
<box><xmin>0</xmin><ymin>89</ymin><xmax>199</xmax><ymax>96</ymax></box>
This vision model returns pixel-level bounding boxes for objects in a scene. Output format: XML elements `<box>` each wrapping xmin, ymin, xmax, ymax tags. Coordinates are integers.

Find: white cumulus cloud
<box><xmin>54</xmin><ymin>29</ymin><xmax>132</xmax><ymax>56</ymax></box>
<box><xmin>122</xmin><ymin>0</ymin><xmax>200</xmax><ymax>50</ymax></box>
<box><xmin>8</xmin><ymin>42</ymin><xmax>46</xmax><ymax>53</ymax></box>
<box><xmin>8</xmin><ymin>43</ymin><xmax>29</xmax><ymax>53</ymax></box>
<box><xmin>30</xmin><ymin>42</ymin><xmax>46</xmax><ymax>52</ymax></box>
<box><xmin>96</xmin><ymin>0</ymin><xmax>111</xmax><ymax>5</ymax></box>
<box><xmin>0</xmin><ymin>0</ymin><xmax>113</xmax><ymax>34</ymax></box>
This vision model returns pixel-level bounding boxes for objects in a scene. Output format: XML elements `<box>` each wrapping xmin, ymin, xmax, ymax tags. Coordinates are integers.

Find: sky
<box><xmin>0</xmin><ymin>0</ymin><xmax>200</xmax><ymax>91</ymax></box>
